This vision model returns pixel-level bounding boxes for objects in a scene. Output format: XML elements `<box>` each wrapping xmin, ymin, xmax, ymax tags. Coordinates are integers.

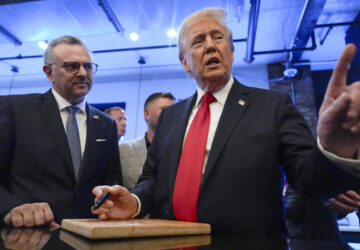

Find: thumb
<box><xmin>49</xmin><ymin>221</ymin><xmax>60</xmax><ymax>231</ymax></box>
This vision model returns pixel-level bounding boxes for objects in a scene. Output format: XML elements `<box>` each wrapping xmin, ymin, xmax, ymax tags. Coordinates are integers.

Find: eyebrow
<box><xmin>191</xmin><ymin>28</ymin><xmax>224</xmax><ymax>38</ymax></box>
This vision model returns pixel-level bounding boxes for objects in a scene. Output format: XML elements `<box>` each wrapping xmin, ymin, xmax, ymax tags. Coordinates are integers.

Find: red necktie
<box><xmin>172</xmin><ymin>92</ymin><xmax>216</xmax><ymax>222</ymax></box>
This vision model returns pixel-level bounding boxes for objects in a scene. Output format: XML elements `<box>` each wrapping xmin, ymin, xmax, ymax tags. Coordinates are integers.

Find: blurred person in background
<box><xmin>105</xmin><ymin>106</ymin><xmax>127</xmax><ymax>141</ymax></box>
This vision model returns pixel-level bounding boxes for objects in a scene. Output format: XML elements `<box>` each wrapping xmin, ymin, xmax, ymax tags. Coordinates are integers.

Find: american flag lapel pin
<box><xmin>238</xmin><ymin>99</ymin><xmax>245</xmax><ymax>106</ymax></box>
<box><xmin>93</xmin><ymin>115</ymin><xmax>99</xmax><ymax>119</ymax></box>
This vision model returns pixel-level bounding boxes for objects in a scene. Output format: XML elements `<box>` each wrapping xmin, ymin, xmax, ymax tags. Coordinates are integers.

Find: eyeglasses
<box><xmin>49</xmin><ymin>61</ymin><xmax>98</xmax><ymax>74</ymax></box>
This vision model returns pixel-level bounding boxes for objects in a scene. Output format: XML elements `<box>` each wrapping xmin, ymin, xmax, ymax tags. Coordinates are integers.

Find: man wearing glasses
<box><xmin>0</xmin><ymin>35</ymin><xmax>122</xmax><ymax>228</ymax></box>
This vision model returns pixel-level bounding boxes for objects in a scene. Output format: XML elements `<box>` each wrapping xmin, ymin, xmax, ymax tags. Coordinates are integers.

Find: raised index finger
<box><xmin>327</xmin><ymin>44</ymin><xmax>356</xmax><ymax>98</ymax></box>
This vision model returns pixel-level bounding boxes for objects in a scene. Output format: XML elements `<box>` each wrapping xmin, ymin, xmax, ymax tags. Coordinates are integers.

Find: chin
<box><xmin>207</xmin><ymin>72</ymin><xmax>229</xmax><ymax>82</ymax></box>
<box><xmin>75</xmin><ymin>89</ymin><xmax>90</xmax><ymax>97</ymax></box>
<box><xmin>204</xmin><ymin>67</ymin><xmax>227</xmax><ymax>76</ymax></box>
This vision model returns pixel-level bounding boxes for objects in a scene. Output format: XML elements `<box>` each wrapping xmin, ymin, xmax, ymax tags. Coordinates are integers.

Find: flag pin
<box><xmin>238</xmin><ymin>99</ymin><xmax>245</xmax><ymax>106</ymax></box>
<box><xmin>93</xmin><ymin>115</ymin><xmax>99</xmax><ymax>119</ymax></box>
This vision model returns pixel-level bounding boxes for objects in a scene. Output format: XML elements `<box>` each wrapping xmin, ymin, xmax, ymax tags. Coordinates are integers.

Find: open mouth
<box><xmin>206</xmin><ymin>57</ymin><xmax>220</xmax><ymax>66</ymax></box>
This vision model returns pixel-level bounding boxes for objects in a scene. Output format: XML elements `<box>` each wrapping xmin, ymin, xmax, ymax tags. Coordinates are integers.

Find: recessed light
<box><xmin>129</xmin><ymin>32</ymin><xmax>139</xmax><ymax>41</ymax></box>
<box><xmin>283</xmin><ymin>68</ymin><xmax>298</xmax><ymax>78</ymax></box>
<box><xmin>167</xmin><ymin>29</ymin><xmax>177</xmax><ymax>38</ymax></box>
<box><xmin>37</xmin><ymin>40</ymin><xmax>48</xmax><ymax>50</ymax></box>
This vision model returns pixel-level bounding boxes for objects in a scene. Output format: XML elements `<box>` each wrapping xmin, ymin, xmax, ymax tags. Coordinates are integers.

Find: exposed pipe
<box><xmin>253</xmin><ymin>32</ymin><xmax>316</xmax><ymax>55</ymax></box>
<box><xmin>0</xmin><ymin>0</ymin><xmax>39</xmax><ymax>5</ymax></box>
<box><xmin>259</xmin><ymin>21</ymin><xmax>360</xmax><ymax>56</ymax></box>
<box><xmin>315</xmin><ymin>21</ymin><xmax>360</xmax><ymax>28</ymax></box>
<box><xmin>0</xmin><ymin>54</ymin><xmax>42</xmax><ymax>61</ymax></box>
<box><xmin>316</xmin><ymin>21</ymin><xmax>360</xmax><ymax>45</ymax></box>
<box><xmin>94</xmin><ymin>38</ymin><xmax>246</xmax><ymax>53</ymax></box>
<box><xmin>319</xmin><ymin>26</ymin><xmax>333</xmax><ymax>45</ymax></box>
<box><xmin>0</xmin><ymin>38</ymin><xmax>247</xmax><ymax>61</ymax></box>
<box><xmin>2</xmin><ymin>18</ymin><xmax>356</xmax><ymax>62</ymax></box>
<box><xmin>244</xmin><ymin>0</ymin><xmax>261</xmax><ymax>63</ymax></box>
<box><xmin>0</xmin><ymin>25</ymin><xmax>21</xmax><ymax>46</ymax></box>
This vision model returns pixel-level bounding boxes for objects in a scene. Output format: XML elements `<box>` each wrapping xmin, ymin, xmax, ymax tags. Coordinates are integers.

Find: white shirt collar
<box><xmin>51</xmin><ymin>88</ymin><xmax>86</xmax><ymax>113</ymax></box>
<box><xmin>195</xmin><ymin>76</ymin><xmax>234</xmax><ymax>108</ymax></box>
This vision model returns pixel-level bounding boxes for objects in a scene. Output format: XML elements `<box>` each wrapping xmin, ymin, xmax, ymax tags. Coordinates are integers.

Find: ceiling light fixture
<box><xmin>283</xmin><ymin>67</ymin><xmax>298</xmax><ymax>78</ymax></box>
<box><xmin>129</xmin><ymin>32</ymin><xmax>139</xmax><ymax>41</ymax></box>
<box><xmin>167</xmin><ymin>29</ymin><xmax>177</xmax><ymax>38</ymax></box>
<box><xmin>37</xmin><ymin>40</ymin><xmax>48</xmax><ymax>50</ymax></box>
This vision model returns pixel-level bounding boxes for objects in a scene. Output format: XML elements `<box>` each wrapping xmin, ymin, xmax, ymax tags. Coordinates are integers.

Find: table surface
<box><xmin>0</xmin><ymin>226</ymin><xmax>357</xmax><ymax>250</ymax></box>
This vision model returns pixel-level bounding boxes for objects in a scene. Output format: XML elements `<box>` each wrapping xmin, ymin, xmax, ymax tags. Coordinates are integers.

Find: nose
<box><xmin>77</xmin><ymin>64</ymin><xmax>88</xmax><ymax>76</ymax></box>
<box><xmin>118</xmin><ymin>119</ymin><xmax>126</xmax><ymax>127</ymax></box>
<box><xmin>205</xmin><ymin>37</ymin><xmax>216</xmax><ymax>54</ymax></box>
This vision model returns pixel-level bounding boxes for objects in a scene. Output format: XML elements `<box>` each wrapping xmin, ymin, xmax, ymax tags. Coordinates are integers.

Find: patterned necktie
<box><xmin>172</xmin><ymin>92</ymin><xmax>216</xmax><ymax>222</ymax></box>
<box><xmin>66</xmin><ymin>106</ymin><xmax>81</xmax><ymax>179</ymax></box>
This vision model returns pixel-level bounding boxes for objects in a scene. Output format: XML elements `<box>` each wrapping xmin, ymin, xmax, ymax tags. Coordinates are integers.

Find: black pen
<box><xmin>92</xmin><ymin>191</ymin><xmax>110</xmax><ymax>210</ymax></box>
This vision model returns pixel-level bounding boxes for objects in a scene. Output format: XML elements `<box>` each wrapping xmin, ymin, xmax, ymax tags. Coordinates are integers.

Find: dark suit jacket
<box><xmin>285</xmin><ymin>185</ymin><xmax>343</xmax><ymax>241</ymax></box>
<box><xmin>132</xmin><ymin>79</ymin><xmax>357</xmax><ymax>238</ymax></box>
<box><xmin>0</xmin><ymin>90</ymin><xmax>122</xmax><ymax>223</ymax></box>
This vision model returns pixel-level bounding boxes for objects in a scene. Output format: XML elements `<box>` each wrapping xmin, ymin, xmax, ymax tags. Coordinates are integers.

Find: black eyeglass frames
<box><xmin>48</xmin><ymin>61</ymin><xmax>98</xmax><ymax>74</ymax></box>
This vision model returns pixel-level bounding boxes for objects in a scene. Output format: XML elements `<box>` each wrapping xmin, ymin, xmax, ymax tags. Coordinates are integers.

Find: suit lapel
<box><xmin>35</xmin><ymin>90</ymin><xmax>75</xmax><ymax>181</ymax></box>
<box><xmin>201</xmin><ymin>80</ymin><xmax>250</xmax><ymax>185</ymax></box>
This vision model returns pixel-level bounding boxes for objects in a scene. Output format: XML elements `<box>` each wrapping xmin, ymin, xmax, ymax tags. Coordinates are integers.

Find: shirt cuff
<box><xmin>130</xmin><ymin>194</ymin><xmax>141</xmax><ymax>219</ymax></box>
<box><xmin>317</xmin><ymin>136</ymin><xmax>360</xmax><ymax>177</ymax></box>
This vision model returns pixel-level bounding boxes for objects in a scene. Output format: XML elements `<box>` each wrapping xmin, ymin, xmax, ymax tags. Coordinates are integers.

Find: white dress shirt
<box><xmin>184</xmin><ymin>76</ymin><xmax>234</xmax><ymax>173</ymax></box>
<box><xmin>52</xmin><ymin>88</ymin><xmax>87</xmax><ymax>158</ymax></box>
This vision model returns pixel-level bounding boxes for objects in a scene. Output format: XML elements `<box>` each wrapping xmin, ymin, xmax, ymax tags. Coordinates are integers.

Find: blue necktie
<box><xmin>66</xmin><ymin>106</ymin><xmax>81</xmax><ymax>179</ymax></box>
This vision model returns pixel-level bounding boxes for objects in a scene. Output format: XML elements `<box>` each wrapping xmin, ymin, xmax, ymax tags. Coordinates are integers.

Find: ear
<box><xmin>43</xmin><ymin>65</ymin><xmax>54</xmax><ymax>83</ymax></box>
<box><xmin>180</xmin><ymin>55</ymin><xmax>191</xmax><ymax>73</ymax></box>
<box><xmin>144</xmin><ymin>108</ymin><xmax>150</xmax><ymax>121</ymax></box>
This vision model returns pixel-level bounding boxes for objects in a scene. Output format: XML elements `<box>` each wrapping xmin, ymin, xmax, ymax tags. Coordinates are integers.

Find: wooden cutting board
<box><xmin>60</xmin><ymin>230</ymin><xmax>211</xmax><ymax>250</ymax></box>
<box><xmin>61</xmin><ymin>219</ymin><xmax>211</xmax><ymax>239</ymax></box>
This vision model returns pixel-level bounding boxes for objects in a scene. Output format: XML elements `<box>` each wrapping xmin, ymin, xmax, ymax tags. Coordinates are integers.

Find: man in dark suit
<box><xmin>0</xmin><ymin>35</ymin><xmax>122</xmax><ymax>228</ymax></box>
<box><xmin>92</xmin><ymin>8</ymin><xmax>360</xmax><ymax>238</ymax></box>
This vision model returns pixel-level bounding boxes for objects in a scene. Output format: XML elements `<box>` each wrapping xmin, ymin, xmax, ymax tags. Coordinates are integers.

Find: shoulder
<box><xmin>119</xmin><ymin>138</ymin><xmax>140</xmax><ymax>155</ymax></box>
<box><xmin>232</xmin><ymin>80</ymin><xmax>293</xmax><ymax>109</ymax></box>
<box><xmin>1</xmin><ymin>93</ymin><xmax>41</xmax><ymax>102</ymax></box>
<box><xmin>0</xmin><ymin>93</ymin><xmax>43</xmax><ymax>111</ymax></box>
<box><xmin>120</xmin><ymin>137</ymin><xmax>145</xmax><ymax>148</ymax></box>
<box><xmin>134</xmin><ymin>136</ymin><xmax>146</xmax><ymax>145</ymax></box>
<box><xmin>87</xmin><ymin>105</ymin><xmax>114</xmax><ymax>123</ymax></box>
<box><xmin>234</xmin><ymin>79</ymin><xmax>288</xmax><ymax>99</ymax></box>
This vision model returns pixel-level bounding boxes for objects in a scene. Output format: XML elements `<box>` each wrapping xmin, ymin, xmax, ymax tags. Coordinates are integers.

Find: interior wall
<box><xmin>0</xmin><ymin>65</ymin><xmax>270</xmax><ymax>141</ymax></box>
